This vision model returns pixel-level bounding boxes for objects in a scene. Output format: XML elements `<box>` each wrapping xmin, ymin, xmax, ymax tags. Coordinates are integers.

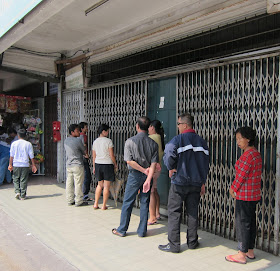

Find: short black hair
<box><xmin>137</xmin><ymin>116</ymin><xmax>150</xmax><ymax>131</ymax></box>
<box><xmin>0</xmin><ymin>126</ymin><xmax>6</xmax><ymax>134</ymax></box>
<box><xmin>68</xmin><ymin>124</ymin><xmax>79</xmax><ymax>135</ymax></box>
<box><xmin>179</xmin><ymin>113</ymin><xmax>194</xmax><ymax>128</ymax></box>
<box><xmin>18</xmin><ymin>129</ymin><xmax>27</xmax><ymax>139</ymax></box>
<box><xmin>235</xmin><ymin>126</ymin><xmax>257</xmax><ymax>146</ymax></box>
<box><xmin>7</xmin><ymin>127</ymin><xmax>17</xmax><ymax>135</ymax></box>
<box><xmin>97</xmin><ymin>124</ymin><xmax>110</xmax><ymax>135</ymax></box>
<box><xmin>79</xmin><ymin>122</ymin><xmax>88</xmax><ymax>129</ymax></box>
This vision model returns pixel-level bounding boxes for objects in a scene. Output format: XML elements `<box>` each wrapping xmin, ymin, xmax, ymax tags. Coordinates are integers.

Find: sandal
<box><xmin>112</xmin><ymin>228</ymin><xmax>125</xmax><ymax>237</ymax></box>
<box><xmin>148</xmin><ymin>221</ymin><xmax>157</xmax><ymax>225</ymax></box>
<box><xmin>93</xmin><ymin>206</ymin><xmax>100</xmax><ymax>210</ymax></box>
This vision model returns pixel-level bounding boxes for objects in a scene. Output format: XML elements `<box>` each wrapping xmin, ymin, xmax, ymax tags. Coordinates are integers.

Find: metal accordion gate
<box><xmin>61</xmin><ymin>89</ymin><xmax>84</xmax><ymax>181</ymax></box>
<box><xmin>177</xmin><ymin>54</ymin><xmax>280</xmax><ymax>255</ymax></box>
<box><xmin>61</xmin><ymin>81</ymin><xmax>147</xmax><ymax>200</ymax></box>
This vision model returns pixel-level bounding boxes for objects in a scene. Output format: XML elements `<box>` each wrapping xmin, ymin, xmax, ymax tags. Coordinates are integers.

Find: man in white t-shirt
<box><xmin>8</xmin><ymin>129</ymin><xmax>37</xmax><ymax>200</ymax></box>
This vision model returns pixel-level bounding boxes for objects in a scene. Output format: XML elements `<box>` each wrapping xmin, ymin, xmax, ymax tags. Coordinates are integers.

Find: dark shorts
<box><xmin>95</xmin><ymin>163</ymin><xmax>115</xmax><ymax>182</ymax></box>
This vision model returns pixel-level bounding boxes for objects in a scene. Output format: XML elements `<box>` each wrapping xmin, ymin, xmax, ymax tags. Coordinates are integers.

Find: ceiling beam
<box><xmin>0</xmin><ymin>66</ymin><xmax>60</xmax><ymax>83</ymax></box>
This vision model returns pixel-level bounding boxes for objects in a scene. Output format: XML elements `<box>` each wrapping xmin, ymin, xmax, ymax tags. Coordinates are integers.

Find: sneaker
<box><xmin>75</xmin><ymin>202</ymin><xmax>88</xmax><ymax>207</ymax></box>
<box><xmin>15</xmin><ymin>193</ymin><xmax>20</xmax><ymax>200</ymax></box>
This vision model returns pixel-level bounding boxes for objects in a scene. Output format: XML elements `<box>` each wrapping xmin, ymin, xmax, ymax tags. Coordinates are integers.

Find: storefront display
<box><xmin>0</xmin><ymin>95</ymin><xmax>44</xmax><ymax>174</ymax></box>
<box><xmin>23</xmin><ymin>113</ymin><xmax>44</xmax><ymax>173</ymax></box>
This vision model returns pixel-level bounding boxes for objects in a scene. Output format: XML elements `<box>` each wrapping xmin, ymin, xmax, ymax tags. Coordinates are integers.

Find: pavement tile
<box><xmin>0</xmin><ymin>176</ymin><xmax>279</xmax><ymax>271</ymax></box>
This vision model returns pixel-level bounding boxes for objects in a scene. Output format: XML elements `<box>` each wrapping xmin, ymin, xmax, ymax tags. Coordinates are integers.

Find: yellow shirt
<box><xmin>149</xmin><ymin>134</ymin><xmax>163</xmax><ymax>163</ymax></box>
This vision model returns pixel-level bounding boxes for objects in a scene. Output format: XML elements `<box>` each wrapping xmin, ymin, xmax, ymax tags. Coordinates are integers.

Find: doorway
<box><xmin>147</xmin><ymin>77</ymin><xmax>177</xmax><ymax>206</ymax></box>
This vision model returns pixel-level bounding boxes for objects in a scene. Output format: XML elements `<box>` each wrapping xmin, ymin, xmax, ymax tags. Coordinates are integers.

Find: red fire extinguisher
<box><xmin>52</xmin><ymin>121</ymin><xmax>61</xmax><ymax>142</ymax></box>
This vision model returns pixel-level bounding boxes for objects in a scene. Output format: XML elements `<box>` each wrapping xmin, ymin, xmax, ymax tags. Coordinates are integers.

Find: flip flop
<box><xmin>93</xmin><ymin>206</ymin><xmax>100</xmax><ymax>210</ymax></box>
<box><xmin>112</xmin><ymin>228</ymin><xmax>125</xmax><ymax>237</ymax></box>
<box><xmin>101</xmin><ymin>206</ymin><xmax>108</xmax><ymax>210</ymax></box>
<box><xmin>148</xmin><ymin>221</ymin><xmax>157</xmax><ymax>225</ymax></box>
<box><xmin>225</xmin><ymin>255</ymin><xmax>246</xmax><ymax>264</ymax></box>
<box><xmin>246</xmin><ymin>255</ymin><xmax>256</xmax><ymax>260</ymax></box>
<box><xmin>84</xmin><ymin>197</ymin><xmax>93</xmax><ymax>201</ymax></box>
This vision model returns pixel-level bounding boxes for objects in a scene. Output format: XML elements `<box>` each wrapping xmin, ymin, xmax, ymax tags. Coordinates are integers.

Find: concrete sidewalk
<box><xmin>0</xmin><ymin>176</ymin><xmax>279</xmax><ymax>271</ymax></box>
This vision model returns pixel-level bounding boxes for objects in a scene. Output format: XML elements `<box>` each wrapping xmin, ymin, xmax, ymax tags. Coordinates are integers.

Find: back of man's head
<box><xmin>179</xmin><ymin>113</ymin><xmax>194</xmax><ymax>128</ymax></box>
<box><xmin>137</xmin><ymin>116</ymin><xmax>151</xmax><ymax>131</ymax></box>
<box><xmin>18</xmin><ymin>129</ymin><xmax>27</xmax><ymax>139</ymax></box>
<box><xmin>68</xmin><ymin>124</ymin><xmax>79</xmax><ymax>135</ymax></box>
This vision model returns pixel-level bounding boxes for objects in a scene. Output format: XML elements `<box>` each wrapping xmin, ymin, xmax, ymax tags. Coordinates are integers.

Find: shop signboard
<box><xmin>49</xmin><ymin>83</ymin><xmax>58</xmax><ymax>95</ymax></box>
<box><xmin>65</xmin><ymin>64</ymin><xmax>83</xmax><ymax>89</ymax></box>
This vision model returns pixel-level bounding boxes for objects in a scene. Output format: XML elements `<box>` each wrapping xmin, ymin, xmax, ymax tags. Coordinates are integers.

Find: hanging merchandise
<box><xmin>23</xmin><ymin>114</ymin><xmax>44</xmax><ymax>171</ymax></box>
<box><xmin>18</xmin><ymin>97</ymin><xmax>32</xmax><ymax>113</ymax></box>
<box><xmin>6</xmin><ymin>96</ymin><xmax>18</xmax><ymax>113</ymax></box>
<box><xmin>0</xmin><ymin>94</ymin><xmax>5</xmax><ymax>110</ymax></box>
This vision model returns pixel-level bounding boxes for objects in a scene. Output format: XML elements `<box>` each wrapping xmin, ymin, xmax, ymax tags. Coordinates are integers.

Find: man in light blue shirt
<box><xmin>8</xmin><ymin>129</ymin><xmax>37</xmax><ymax>200</ymax></box>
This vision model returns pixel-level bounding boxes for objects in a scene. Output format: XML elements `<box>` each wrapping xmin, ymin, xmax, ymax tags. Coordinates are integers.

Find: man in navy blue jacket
<box><xmin>159</xmin><ymin>113</ymin><xmax>209</xmax><ymax>253</ymax></box>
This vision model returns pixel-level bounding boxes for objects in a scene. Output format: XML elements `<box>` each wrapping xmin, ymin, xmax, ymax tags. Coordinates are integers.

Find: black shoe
<box><xmin>75</xmin><ymin>202</ymin><xmax>88</xmax><ymax>207</ymax></box>
<box><xmin>68</xmin><ymin>202</ymin><xmax>75</xmax><ymax>206</ymax></box>
<box><xmin>188</xmin><ymin>241</ymin><xmax>199</xmax><ymax>249</ymax></box>
<box><xmin>158</xmin><ymin>244</ymin><xmax>180</xmax><ymax>253</ymax></box>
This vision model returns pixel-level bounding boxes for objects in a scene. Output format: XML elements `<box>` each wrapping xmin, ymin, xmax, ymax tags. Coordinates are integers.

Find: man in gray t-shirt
<box><xmin>64</xmin><ymin>124</ymin><xmax>87</xmax><ymax>207</ymax></box>
<box><xmin>113</xmin><ymin>116</ymin><xmax>158</xmax><ymax>238</ymax></box>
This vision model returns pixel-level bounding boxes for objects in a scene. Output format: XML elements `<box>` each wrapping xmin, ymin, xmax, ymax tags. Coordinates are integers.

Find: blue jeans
<box><xmin>117</xmin><ymin>170</ymin><xmax>151</xmax><ymax>237</ymax></box>
<box><xmin>82</xmin><ymin>158</ymin><xmax>92</xmax><ymax>199</ymax></box>
<box><xmin>0</xmin><ymin>156</ymin><xmax>12</xmax><ymax>185</ymax></box>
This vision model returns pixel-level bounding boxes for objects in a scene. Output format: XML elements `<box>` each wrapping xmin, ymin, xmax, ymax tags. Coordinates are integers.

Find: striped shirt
<box><xmin>231</xmin><ymin>148</ymin><xmax>262</xmax><ymax>201</ymax></box>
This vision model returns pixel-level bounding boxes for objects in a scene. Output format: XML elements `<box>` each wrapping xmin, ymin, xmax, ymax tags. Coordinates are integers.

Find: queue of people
<box><xmin>63</xmin><ymin>114</ymin><xmax>262</xmax><ymax>264</ymax></box>
<box><xmin>1</xmin><ymin>111</ymin><xmax>261</xmax><ymax>264</ymax></box>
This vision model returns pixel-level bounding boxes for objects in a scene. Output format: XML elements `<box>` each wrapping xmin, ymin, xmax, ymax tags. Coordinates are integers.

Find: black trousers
<box><xmin>168</xmin><ymin>183</ymin><xmax>201</xmax><ymax>250</ymax></box>
<box><xmin>235</xmin><ymin>200</ymin><xmax>258</xmax><ymax>253</ymax></box>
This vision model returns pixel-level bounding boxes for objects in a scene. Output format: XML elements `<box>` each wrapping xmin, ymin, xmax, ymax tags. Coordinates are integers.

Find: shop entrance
<box><xmin>147</xmin><ymin>77</ymin><xmax>177</xmax><ymax>206</ymax></box>
<box><xmin>44</xmin><ymin>95</ymin><xmax>57</xmax><ymax>177</ymax></box>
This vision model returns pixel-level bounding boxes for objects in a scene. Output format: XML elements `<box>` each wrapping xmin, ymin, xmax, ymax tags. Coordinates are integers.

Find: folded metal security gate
<box><xmin>60</xmin><ymin>54</ymin><xmax>279</xmax><ymax>255</ymax></box>
<box><xmin>61</xmin><ymin>89</ymin><xmax>84</xmax><ymax>181</ymax></box>
<box><xmin>85</xmin><ymin>81</ymin><xmax>147</xmax><ymax>198</ymax></box>
<box><xmin>178</xmin><ymin>54</ymin><xmax>280</xmax><ymax>255</ymax></box>
<box><xmin>61</xmin><ymin>81</ymin><xmax>147</xmax><ymax>199</ymax></box>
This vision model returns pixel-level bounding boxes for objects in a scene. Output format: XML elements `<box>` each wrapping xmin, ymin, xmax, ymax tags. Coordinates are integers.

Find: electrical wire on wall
<box><xmin>10</xmin><ymin>46</ymin><xmax>89</xmax><ymax>60</ymax></box>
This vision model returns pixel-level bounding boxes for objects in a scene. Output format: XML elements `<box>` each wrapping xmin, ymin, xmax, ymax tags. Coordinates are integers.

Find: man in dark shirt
<box><xmin>112</xmin><ymin>116</ymin><xmax>158</xmax><ymax>238</ymax></box>
<box><xmin>158</xmin><ymin>113</ymin><xmax>209</xmax><ymax>253</ymax></box>
<box><xmin>79</xmin><ymin>122</ymin><xmax>92</xmax><ymax>201</ymax></box>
